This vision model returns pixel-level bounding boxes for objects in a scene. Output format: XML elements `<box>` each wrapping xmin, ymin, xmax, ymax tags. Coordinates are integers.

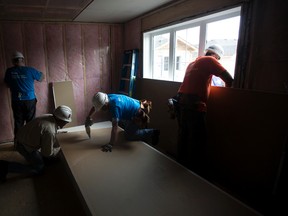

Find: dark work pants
<box><xmin>11</xmin><ymin>99</ymin><xmax>37</xmax><ymax>137</ymax></box>
<box><xmin>177</xmin><ymin>107</ymin><xmax>207</xmax><ymax>173</ymax></box>
<box><xmin>7</xmin><ymin>142</ymin><xmax>44</xmax><ymax>175</ymax></box>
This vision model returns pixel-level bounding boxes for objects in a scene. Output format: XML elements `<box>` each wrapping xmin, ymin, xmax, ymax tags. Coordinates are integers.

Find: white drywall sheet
<box><xmin>57</xmin><ymin>122</ymin><xmax>262</xmax><ymax>216</ymax></box>
<box><xmin>52</xmin><ymin>81</ymin><xmax>77</xmax><ymax>127</ymax></box>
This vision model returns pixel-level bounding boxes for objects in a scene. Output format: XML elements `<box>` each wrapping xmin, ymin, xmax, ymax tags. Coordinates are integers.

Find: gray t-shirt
<box><xmin>16</xmin><ymin>114</ymin><xmax>58</xmax><ymax>157</ymax></box>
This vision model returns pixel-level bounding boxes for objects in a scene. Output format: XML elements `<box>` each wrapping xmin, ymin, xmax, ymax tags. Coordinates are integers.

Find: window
<box><xmin>164</xmin><ymin>56</ymin><xmax>169</xmax><ymax>71</ymax></box>
<box><xmin>143</xmin><ymin>7</ymin><xmax>241</xmax><ymax>84</ymax></box>
<box><xmin>176</xmin><ymin>56</ymin><xmax>180</xmax><ymax>70</ymax></box>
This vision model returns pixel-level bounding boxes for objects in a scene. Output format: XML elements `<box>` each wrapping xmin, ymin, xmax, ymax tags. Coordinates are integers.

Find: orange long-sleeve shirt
<box><xmin>178</xmin><ymin>56</ymin><xmax>226</xmax><ymax>102</ymax></box>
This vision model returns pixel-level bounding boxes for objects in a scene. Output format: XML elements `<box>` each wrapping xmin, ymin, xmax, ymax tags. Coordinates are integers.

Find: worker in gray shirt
<box><xmin>0</xmin><ymin>105</ymin><xmax>72</xmax><ymax>182</ymax></box>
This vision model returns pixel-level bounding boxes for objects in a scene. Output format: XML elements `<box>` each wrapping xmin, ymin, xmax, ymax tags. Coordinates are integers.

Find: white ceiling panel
<box><xmin>0</xmin><ymin>0</ymin><xmax>177</xmax><ymax>23</ymax></box>
<box><xmin>74</xmin><ymin>0</ymin><xmax>174</xmax><ymax>23</ymax></box>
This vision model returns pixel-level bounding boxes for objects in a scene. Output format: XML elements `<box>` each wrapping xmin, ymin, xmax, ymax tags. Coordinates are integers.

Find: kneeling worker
<box><xmin>0</xmin><ymin>105</ymin><xmax>72</xmax><ymax>182</ymax></box>
<box><xmin>85</xmin><ymin>92</ymin><xmax>160</xmax><ymax>152</ymax></box>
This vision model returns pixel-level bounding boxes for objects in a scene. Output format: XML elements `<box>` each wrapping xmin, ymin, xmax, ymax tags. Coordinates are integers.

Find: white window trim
<box><xmin>143</xmin><ymin>6</ymin><xmax>241</xmax><ymax>82</ymax></box>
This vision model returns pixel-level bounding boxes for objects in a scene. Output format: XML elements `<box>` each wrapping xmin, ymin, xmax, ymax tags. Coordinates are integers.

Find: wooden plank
<box><xmin>57</xmin><ymin>122</ymin><xmax>262</xmax><ymax>216</ymax></box>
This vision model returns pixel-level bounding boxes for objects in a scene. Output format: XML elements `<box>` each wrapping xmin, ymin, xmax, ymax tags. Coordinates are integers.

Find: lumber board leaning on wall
<box><xmin>52</xmin><ymin>81</ymin><xmax>77</xmax><ymax>127</ymax></box>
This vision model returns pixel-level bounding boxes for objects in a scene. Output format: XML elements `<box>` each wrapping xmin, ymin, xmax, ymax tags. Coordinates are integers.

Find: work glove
<box><xmin>85</xmin><ymin>117</ymin><xmax>93</xmax><ymax>127</ymax></box>
<box><xmin>101</xmin><ymin>144</ymin><xmax>113</xmax><ymax>152</ymax></box>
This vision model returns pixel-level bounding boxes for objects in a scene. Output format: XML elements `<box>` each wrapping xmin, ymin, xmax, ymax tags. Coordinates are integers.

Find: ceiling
<box><xmin>0</xmin><ymin>0</ymin><xmax>177</xmax><ymax>23</ymax></box>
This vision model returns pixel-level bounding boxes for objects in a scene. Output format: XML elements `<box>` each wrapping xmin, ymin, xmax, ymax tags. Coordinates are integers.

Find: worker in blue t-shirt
<box><xmin>85</xmin><ymin>92</ymin><xmax>160</xmax><ymax>152</ymax></box>
<box><xmin>4</xmin><ymin>51</ymin><xmax>44</xmax><ymax>139</ymax></box>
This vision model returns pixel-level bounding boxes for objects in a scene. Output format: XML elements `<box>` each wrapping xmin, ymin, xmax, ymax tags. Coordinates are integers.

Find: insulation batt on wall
<box><xmin>0</xmin><ymin>22</ymin><xmax>123</xmax><ymax>143</ymax></box>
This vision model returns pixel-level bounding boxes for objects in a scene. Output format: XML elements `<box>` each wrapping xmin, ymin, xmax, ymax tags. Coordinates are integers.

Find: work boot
<box><xmin>151</xmin><ymin>129</ymin><xmax>160</xmax><ymax>146</ymax></box>
<box><xmin>0</xmin><ymin>160</ymin><xmax>9</xmax><ymax>182</ymax></box>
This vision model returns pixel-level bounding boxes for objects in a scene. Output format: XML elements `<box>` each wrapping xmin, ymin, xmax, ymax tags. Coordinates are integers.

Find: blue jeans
<box><xmin>124</xmin><ymin>121</ymin><xmax>154</xmax><ymax>143</ymax></box>
<box><xmin>7</xmin><ymin>142</ymin><xmax>44</xmax><ymax>174</ymax></box>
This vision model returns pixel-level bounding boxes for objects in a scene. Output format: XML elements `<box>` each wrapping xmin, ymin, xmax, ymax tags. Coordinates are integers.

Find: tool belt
<box><xmin>168</xmin><ymin>94</ymin><xmax>206</xmax><ymax>119</ymax></box>
<box><xmin>133</xmin><ymin>99</ymin><xmax>152</xmax><ymax>128</ymax></box>
<box><xmin>140</xmin><ymin>99</ymin><xmax>152</xmax><ymax>114</ymax></box>
<box><xmin>178</xmin><ymin>93</ymin><xmax>207</xmax><ymax>112</ymax></box>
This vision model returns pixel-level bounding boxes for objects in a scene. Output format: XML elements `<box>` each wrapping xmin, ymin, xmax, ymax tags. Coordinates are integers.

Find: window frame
<box><xmin>143</xmin><ymin>6</ymin><xmax>241</xmax><ymax>82</ymax></box>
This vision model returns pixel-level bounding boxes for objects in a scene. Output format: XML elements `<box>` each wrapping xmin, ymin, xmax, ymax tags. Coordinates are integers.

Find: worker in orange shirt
<box><xmin>175</xmin><ymin>44</ymin><xmax>233</xmax><ymax>174</ymax></box>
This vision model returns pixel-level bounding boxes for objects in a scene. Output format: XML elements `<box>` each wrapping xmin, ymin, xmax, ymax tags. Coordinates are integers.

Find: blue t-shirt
<box><xmin>108</xmin><ymin>94</ymin><xmax>140</xmax><ymax>121</ymax></box>
<box><xmin>4</xmin><ymin>66</ymin><xmax>43</xmax><ymax>101</ymax></box>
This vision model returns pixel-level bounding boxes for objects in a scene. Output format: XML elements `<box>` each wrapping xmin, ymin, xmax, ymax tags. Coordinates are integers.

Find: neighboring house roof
<box><xmin>156</xmin><ymin>37</ymin><xmax>237</xmax><ymax>55</ymax></box>
<box><xmin>155</xmin><ymin>36</ymin><xmax>197</xmax><ymax>51</ymax></box>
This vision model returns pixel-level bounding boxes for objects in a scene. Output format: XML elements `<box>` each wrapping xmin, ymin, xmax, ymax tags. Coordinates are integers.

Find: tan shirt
<box><xmin>16</xmin><ymin>114</ymin><xmax>58</xmax><ymax>157</ymax></box>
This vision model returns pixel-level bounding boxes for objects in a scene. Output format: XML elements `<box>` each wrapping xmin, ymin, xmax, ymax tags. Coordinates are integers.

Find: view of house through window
<box><xmin>143</xmin><ymin>7</ymin><xmax>241</xmax><ymax>85</ymax></box>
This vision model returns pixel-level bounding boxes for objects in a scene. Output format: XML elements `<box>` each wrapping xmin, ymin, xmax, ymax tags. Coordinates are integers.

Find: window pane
<box><xmin>174</xmin><ymin>27</ymin><xmax>200</xmax><ymax>82</ymax></box>
<box><xmin>143</xmin><ymin>7</ymin><xmax>241</xmax><ymax>83</ymax></box>
<box><xmin>206</xmin><ymin>16</ymin><xmax>240</xmax><ymax>80</ymax></box>
<box><xmin>153</xmin><ymin>33</ymin><xmax>170</xmax><ymax>80</ymax></box>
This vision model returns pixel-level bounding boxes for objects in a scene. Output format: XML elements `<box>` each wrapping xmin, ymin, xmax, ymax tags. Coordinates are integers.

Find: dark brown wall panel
<box><xmin>141</xmin><ymin>0</ymin><xmax>243</xmax><ymax>31</ymax></box>
<box><xmin>110</xmin><ymin>25</ymin><xmax>124</xmax><ymax>93</ymax></box>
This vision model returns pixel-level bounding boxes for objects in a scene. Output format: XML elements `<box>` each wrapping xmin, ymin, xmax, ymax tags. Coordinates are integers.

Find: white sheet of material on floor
<box><xmin>57</xmin><ymin>121</ymin><xmax>262</xmax><ymax>216</ymax></box>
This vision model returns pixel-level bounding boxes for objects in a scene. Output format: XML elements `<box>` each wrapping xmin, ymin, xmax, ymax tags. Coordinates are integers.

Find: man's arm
<box><xmin>87</xmin><ymin>106</ymin><xmax>96</xmax><ymax>118</ymax></box>
<box><xmin>85</xmin><ymin>106</ymin><xmax>96</xmax><ymax>126</ymax></box>
<box><xmin>219</xmin><ymin>70</ymin><xmax>234</xmax><ymax>87</ymax></box>
<box><xmin>101</xmin><ymin>119</ymin><xmax>118</xmax><ymax>152</ymax></box>
<box><xmin>109</xmin><ymin>119</ymin><xmax>119</xmax><ymax>146</ymax></box>
<box><xmin>39</xmin><ymin>72</ymin><xmax>45</xmax><ymax>82</ymax></box>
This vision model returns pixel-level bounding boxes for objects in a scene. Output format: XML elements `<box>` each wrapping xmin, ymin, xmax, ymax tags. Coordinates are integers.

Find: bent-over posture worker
<box><xmin>0</xmin><ymin>105</ymin><xmax>72</xmax><ymax>182</ymax></box>
<box><xmin>85</xmin><ymin>92</ymin><xmax>160</xmax><ymax>152</ymax></box>
<box><xmin>4</xmin><ymin>51</ymin><xmax>44</xmax><ymax>139</ymax></box>
<box><xmin>175</xmin><ymin>44</ymin><xmax>233</xmax><ymax>173</ymax></box>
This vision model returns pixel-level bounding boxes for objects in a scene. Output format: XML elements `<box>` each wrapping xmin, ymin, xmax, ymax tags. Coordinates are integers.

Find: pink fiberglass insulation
<box><xmin>0</xmin><ymin>49</ymin><xmax>14</xmax><ymax>142</ymax></box>
<box><xmin>23</xmin><ymin>23</ymin><xmax>46</xmax><ymax>74</ymax></box>
<box><xmin>23</xmin><ymin>23</ymin><xmax>50</xmax><ymax>116</ymax></box>
<box><xmin>72</xmin><ymin>79</ymin><xmax>85</xmax><ymax>124</ymax></box>
<box><xmin>65</xmin><ymin>24</ymin><xmax>83</xmax><ymax>80</ymax></box>
<box><xmin>98</xmin><ymin>25</ymin><xmax>111</xmax><ymax>93</ymax></box>
<box><xmin>1</xmin><ymin>23</ymin><xmax>24</xmax><ymax>142</ymax></box>
<box><xmin>86</xmin><ymin>77</ymin><xmax>101</xmax><ymax>107</ymax></box>
<box><xmin>65</xmin><ymin>24</ymin><xmax>86</xmax><ymax>123</ymax></box>
<box><xmin>46</xmin><ymin>24</ymin><xmax>66</xmax><ymax>82</ymax></box>
<box><xmin>0</xmin><ymin>22</ymin><xmax>123</xmax><ymax>143</ymax></box>
<box><xmin>2</xmin><ymin>23</ymin><xmax>23</xmax><ymax>68</ymax></box>
<box><xmin>82</xmin><ymin>25</ymin><xmax>101</xmax><ymax>79</ymax></box>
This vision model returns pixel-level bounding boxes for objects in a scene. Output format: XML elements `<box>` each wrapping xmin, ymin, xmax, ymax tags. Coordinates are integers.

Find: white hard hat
<box><xmin>53</xmin><ymin>105</ymin><xmax>72</xmax><ymax>122</ymax></box>
<box><xmin>92</xmin><ymin>92</ymin><xmax>108</xmax><ymax>111</ymax></box>
<box><xmin>12</xmin><ymin>51</ymin><xmax>24</xmax><ymax>59</ymax></box>
<box><xmin>205</xmin><ymin>44</ymin><xmax>224</xmax><ymax>59</ymax></box>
